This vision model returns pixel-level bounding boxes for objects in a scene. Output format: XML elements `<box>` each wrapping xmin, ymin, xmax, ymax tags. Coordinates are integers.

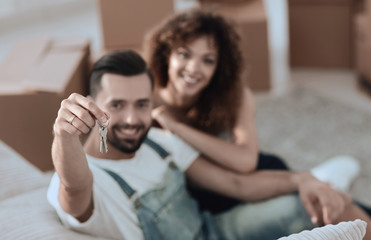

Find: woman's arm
<box><xmin>152</xmin><ymin>88</ymin><xmax>259</xmax><ymax>173</ymax></box>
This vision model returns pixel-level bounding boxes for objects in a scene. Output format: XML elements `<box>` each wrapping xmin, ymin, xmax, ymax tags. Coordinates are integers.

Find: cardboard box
<box><xmin>97</xmin><ymin>0</ymin><xmax>174</xmax><ymax>49</ymax></box>
<box><xmin>0</xmin><ymin>38</ymin><xmax>90</xmax><ymax>171</ymax></box>
<box><xmin>354</xmin><ymin>13</ymin><xmax>371</xmax><ymax>78</ymax></box>
<box><xmin>198</xmin><ymin>0</ymin><xmax>251</xmax><ymax>4</ymax></box>
<box><xmin>289</xmin><ymin>0</ymin><xmax>354</xmax><ymax>68</ymax></box>
<box><xmin>354</xmin><ymin>11</ymin><xmax>371</xmax><ymax>96</ymax></box>
<box><xmin>205</xmin><ymin>0</ymin><xmax>271</xmax><ymax>90</ymax></box>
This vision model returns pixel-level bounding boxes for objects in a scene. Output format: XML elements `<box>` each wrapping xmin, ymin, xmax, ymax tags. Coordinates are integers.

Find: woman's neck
<box><xmin>156</xmin><ymin>87</ymin><xmax>199</xmax><ymax>111</ymax></box>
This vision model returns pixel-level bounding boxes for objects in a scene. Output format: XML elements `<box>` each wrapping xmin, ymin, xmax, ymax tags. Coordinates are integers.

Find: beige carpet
<box><xmin>255</xmin><ymin>87</ymin><xmax>371</xmax><ymax>205</ymax></box>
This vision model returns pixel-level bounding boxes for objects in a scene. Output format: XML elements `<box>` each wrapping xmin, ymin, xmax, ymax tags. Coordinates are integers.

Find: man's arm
<box><xmin>186</xmin><ymin>156</ymin><xmax>296</xmax><ymax>201</ymax></box>
<box><xmin>186</xmin><ymin>156</ymin><xmax>348</xmax><ymax>225</ymax></box>
<box><xmin>52</xmin><ymin>93</ymin><xmax>108</xmax><ymax>222</ymax></box>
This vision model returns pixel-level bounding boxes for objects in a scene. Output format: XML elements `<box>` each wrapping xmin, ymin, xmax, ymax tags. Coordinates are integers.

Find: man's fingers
<box><xmin>59</xmin><ymin>104</ymin><xmax>95</xmax><ymax>131</ymax></box>
<box><xmin>318</xmin><ymin>189</ymin><xmax>345</xmax><ymax>225</ymax></box>
<box><xmin>68</xmin><ymin>103</ymin><xmax>96</xmax><ymax>128</ymax></box>
<box><xmin>55</xmin><ymin>93</ymin><xmax>110</xmax><ymax>136</ymax></box>
<box><xmin>69</xmin><ymin>116</ymin><xmax>90</xmax><ymax>134</ymax></box>
<box><xmin>322</xmin><ymin>205</ymin><xmax>331</xmax><ymax>225</ymax></box>
<box><xmin>68</xmin><ymin>93</ymin><xmax>108</xmax><ymax>125</ymax></box>
<box><xmin>301</xmin><ymin>197</ymin><xmax>319</xmax><ymax>224</ymax></box>
<box><xmin>54</xmin><ymin>120</ymin><xmax>82</xmax><ymax>136</ymax></box>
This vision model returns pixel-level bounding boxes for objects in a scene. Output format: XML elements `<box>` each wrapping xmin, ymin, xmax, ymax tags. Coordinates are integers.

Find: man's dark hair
<box><xmin>89</xmin><ymin>50</ymin><xmax>153</xmax><ymax>98</ymax></box>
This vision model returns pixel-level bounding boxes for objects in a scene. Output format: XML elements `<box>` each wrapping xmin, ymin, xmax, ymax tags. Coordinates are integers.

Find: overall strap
<box><xmin>98</xmin><ymin>137</ymin><xmax>172</xmax><ymax>199</ymax></box>
<box><xmin>100</xmin><ymin>168</ymin><xmax>136</xmax><ymax>198</ymax></box>
<box><xmin>144</xmin><ymin>138</ymin><xmax>170</xmax><ymax>159</ymax></box>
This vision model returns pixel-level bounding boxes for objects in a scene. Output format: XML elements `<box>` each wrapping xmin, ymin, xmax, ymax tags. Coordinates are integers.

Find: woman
<box><xmin>143</xmin><ymin>8</ymin><xmax>290</xmax><ymax>213</ymax></box>
<box><xmin>143</xmin><ymin>8</ymin><xmax>358</xmax><ymax>213</ymax></box>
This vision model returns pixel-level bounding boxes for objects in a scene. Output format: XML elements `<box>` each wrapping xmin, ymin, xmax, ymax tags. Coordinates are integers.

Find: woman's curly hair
<box><xmin>144</xmin><ymin>8</ymin><xmax>244</xmax><ymax>134</ymax></box>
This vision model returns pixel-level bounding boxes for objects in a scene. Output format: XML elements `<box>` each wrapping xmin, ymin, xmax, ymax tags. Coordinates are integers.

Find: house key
<box><xmin>98</xmin><ymin>121</ymin><xmax>109</xmax><ymax>153</ymax></box>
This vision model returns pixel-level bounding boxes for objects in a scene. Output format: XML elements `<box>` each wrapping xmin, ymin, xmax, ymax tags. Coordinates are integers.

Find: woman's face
<box><xmin>167</xmin><ymin>36</ymin><xmax>218</xmax><ymax>98</ymax></box>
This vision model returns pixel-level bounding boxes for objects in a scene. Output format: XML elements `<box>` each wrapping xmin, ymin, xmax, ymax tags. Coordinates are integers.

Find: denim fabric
<box><xmin>105</xmin><ymin>165</ymin><xmax>315</xmax><ymax>240</ymax></box>
<box><xmin>212</xmin><ymin>194</ymin><xmax>316</xmax><ymax>240</ymax></box>
<box><xmin>135</xmin><ymin>165</ymin><xmax>219</xmax><ymax>240</ymax></box>
<box><xmin>101</xmin><ymin>138</ymin><xmax>316</xmax><ymax>240</ymax></box>
<box><xmin>100</xmin><ymin>137</ymin><xmax>219</xmax><ymax>240</ymax></box>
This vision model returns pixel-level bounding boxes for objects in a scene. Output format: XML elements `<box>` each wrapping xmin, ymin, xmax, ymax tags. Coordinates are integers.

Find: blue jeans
<box><xmin>213</xmin><ymin>194</ymin><xmax>316</xmax><ymax>240</ymax></box>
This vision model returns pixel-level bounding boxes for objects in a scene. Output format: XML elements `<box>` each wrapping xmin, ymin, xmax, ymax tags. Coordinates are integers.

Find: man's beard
<box><xmin>107</xmin><ymin>124</ymin><xmax>150</xmax><ymax>154</ymax></box>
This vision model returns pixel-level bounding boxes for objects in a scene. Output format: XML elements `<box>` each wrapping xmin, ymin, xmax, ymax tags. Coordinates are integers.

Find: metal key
<box><xmin>98</xmin><ymin>122</ymin><xmax>108</xmax><ymax>153</ymax></box>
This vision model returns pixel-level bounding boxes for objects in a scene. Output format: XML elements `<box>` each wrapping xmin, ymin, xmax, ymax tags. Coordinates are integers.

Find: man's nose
<box><xmin>124</xmin><ymin>107</ymin><xmax>139</xmax><ymax>125</ymax></box>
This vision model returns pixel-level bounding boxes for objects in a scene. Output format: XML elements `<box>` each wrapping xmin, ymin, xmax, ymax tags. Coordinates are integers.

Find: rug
<box><xmin>255</xmin><ymin>87</ymin><xmax>371</xmax><ymax>205</ymax></box>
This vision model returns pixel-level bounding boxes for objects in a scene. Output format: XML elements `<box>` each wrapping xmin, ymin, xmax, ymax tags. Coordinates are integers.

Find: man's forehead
<box><xmin>98</xmin><ymin>73</ymin><xmax>152</xmax><ymax>102</ymax></box>
<box><xmin>101</xmin><ymin>73</ymin><xmax>150</xmax><ymax>85</ymax></box>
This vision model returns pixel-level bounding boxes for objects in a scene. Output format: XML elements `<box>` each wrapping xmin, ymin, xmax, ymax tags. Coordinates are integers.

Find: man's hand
<box><xmin>54</xmin><ymin>93</ymin><xmax>109</xmax><ymax>137</ymax></box>
<box><xmin>52</xmin><ymin>93</ymin><xmax>108</xmax><ymax>221</ymax></box>
<box><xmin>293</xmin><ymin>172</ymin><xmax>351</xmax><ymax>225</ymax></box>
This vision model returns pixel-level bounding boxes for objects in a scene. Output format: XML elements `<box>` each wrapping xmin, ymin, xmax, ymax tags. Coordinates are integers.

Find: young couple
<box><xmin>48</xmin><ymin>9</ymin><xmax>370</xmax><ymax>239</ymax></box>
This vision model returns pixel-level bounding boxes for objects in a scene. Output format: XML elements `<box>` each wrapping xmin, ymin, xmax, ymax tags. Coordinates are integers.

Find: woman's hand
<box><xmin>152</xmin><ymin>106</ymin><xmax>180</xmax><ymax>131</ymax></box>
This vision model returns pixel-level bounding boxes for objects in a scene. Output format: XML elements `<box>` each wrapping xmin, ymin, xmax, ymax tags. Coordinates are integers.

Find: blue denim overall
<box><xmin>100</xmin><ymin>138</ymin><xmax>220</xmax><ymax>240</ymax></box>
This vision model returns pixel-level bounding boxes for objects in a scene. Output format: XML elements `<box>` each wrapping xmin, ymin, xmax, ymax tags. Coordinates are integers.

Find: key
<box><xmin>98</xmin><ymin>121</ymin><xmax>109</xmax><ymax>153</ymax></box>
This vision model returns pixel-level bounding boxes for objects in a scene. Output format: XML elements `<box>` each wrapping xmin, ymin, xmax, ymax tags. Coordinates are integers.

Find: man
<box><xmin>48</xmin><ymin>50</ymin><xmax>371</xmax><ymax>240</ymax></box>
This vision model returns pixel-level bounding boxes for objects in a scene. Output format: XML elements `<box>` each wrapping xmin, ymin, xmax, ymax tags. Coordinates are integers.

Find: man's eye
<box><xmin>138</xmin><ymin>102</ymin><xmax>149</xmax><ymax>109</ymax></box>
<box><xmin>112</xmin><ymin>103</ymin><xmax>122</xmax><ymax>109</ymax></box>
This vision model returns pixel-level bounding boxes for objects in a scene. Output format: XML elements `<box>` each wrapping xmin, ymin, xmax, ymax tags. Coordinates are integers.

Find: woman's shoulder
<box><xmin>243</xmin><ymin>87</ymin><xmax>253</xmax><ymax>99</ymax></box>
<box><xmin>239</xmin><ymin>87</ymin><xmax>256</xmax><ymax>111</ymax></box>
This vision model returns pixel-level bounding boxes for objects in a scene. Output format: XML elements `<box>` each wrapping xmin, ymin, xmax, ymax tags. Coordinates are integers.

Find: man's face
<box><xmin>95</xmin><ymin>73</ymin><xmax>153</xmax><ymax>154</ymax></box>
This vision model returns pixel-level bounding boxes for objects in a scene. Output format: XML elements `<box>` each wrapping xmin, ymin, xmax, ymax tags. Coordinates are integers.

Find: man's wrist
<box><xmin>290</xmin><ymin>171</ymin><xmax>313</xmax><ymax>191</ymax></box>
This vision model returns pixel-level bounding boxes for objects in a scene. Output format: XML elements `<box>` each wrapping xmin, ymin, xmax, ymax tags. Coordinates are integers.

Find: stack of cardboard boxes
<box><xmin>0</xmin><ymin>38</ymin><xmax>90</xmax><ymax>171</ymax></box>
<box><xmin>97</xmin><ymin>0</ymin><xmax>271</xmax><ymax>91</ymax></box>
<box><xmin>289</xmin><ymin>0</ymin><xmax>354</xmax><ymax>68</ymax></box>
<box><xmin>289</xmin><ymin>0</ymin><xmax>371</xmax><ymax>96</ymax></box>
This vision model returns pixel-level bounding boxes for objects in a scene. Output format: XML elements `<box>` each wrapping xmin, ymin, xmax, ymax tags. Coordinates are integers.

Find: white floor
<box><xmin>290</xmin><ymin>68</ymin><xmax>371</xmax><ymax>115</ymax></box>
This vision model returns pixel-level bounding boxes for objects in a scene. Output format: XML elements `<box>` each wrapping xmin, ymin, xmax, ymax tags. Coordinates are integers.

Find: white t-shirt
<box><xmin>47</xmin><ymin>128</ymin><xmax>199</xmax><ymax>240</ymax></box>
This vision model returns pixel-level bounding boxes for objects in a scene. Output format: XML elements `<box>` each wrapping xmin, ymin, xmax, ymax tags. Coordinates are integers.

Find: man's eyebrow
<box><xmin>107</xmin><ymin>98</ymin><xmax>150</xmax><ymax>104</ymax></box>
<box><xmin>110</xmin><ymin>99</ymin><xmax>125</xmax><ymax>104</ymax></box>
<box><xmin>138</xmin><ymin>98</ymin><xmax>150</xmax><ymax>102</ymax></box>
